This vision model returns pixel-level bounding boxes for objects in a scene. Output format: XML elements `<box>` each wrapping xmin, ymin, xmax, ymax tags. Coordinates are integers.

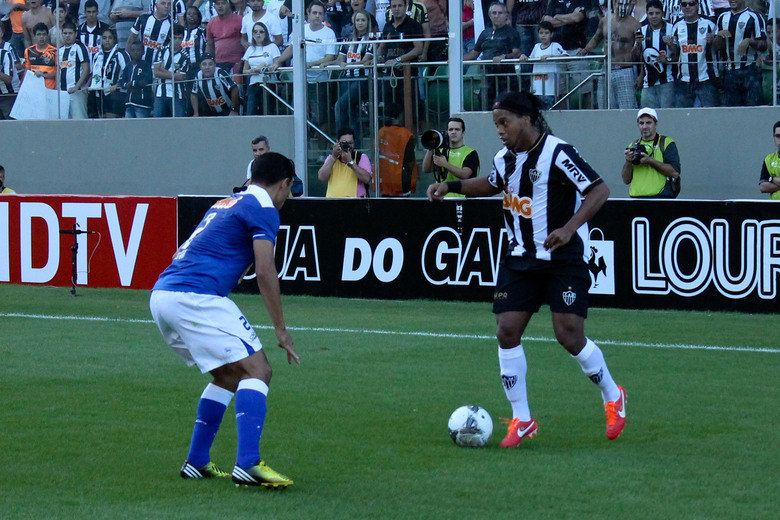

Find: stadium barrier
<box><xmin>176</xmin><ymin>196</ymin><xmax>779</xmax><ymax>314</ymax></box>
<box><xmin>3</xmin><ymin>194</ymin><xmax>777</xmax><ymax>313</ymax></box>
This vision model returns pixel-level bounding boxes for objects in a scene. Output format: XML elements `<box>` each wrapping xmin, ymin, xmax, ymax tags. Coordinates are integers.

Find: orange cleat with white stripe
<box><xmin>499</xmin><ymin>417</ymin><xmax>538</xmax><ymax>447</ymax></box>
<box><xmin>605</xmin><ymin>386</ymin><xmax>627</xmax><ymax>440</ymax></box>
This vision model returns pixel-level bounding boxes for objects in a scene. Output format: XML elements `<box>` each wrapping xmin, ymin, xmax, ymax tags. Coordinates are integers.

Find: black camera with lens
<box><xmin>628</xmin><ymin>142</ymin><xmax>647</xmax><ymax>165</ymax></box>
<box><xmin>339</xmin><ymin>141</ymin><xmax>352</xmax><ymax>151</ymax></box>
<box><xmin>421</xmin><ymin>129</ymin><xmax>449</xmax><ymax>151</ymax></box>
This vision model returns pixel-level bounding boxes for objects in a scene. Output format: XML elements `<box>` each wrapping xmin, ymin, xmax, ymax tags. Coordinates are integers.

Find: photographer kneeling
<box><xmin>422</xmin><ymin>118</ymin><xmax>480</xmax><ymax>199</ymax></box>
<box><xmin>622</xmin><ymin>108</ymin><xmax>681</xmax><ymax>199</ymax></box>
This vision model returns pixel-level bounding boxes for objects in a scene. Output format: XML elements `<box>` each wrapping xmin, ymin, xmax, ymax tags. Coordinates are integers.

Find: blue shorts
<box><xmin>492</xmin><ymin>257</ymin><xmax>590</xmax><ymax>318</ymax></box>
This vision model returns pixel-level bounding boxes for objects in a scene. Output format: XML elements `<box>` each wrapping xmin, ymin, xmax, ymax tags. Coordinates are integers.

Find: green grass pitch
<box><xmin>1</xmin><ymin>285</ymin><xmax>777</xmax><ymax>519</ymax></box>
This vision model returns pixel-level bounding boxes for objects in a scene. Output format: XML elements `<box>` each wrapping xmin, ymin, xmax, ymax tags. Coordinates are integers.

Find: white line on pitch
<box><xmin>0</xmin><ymin>312</ymin><xmax>777</xmax><ymax>354</ymax></box>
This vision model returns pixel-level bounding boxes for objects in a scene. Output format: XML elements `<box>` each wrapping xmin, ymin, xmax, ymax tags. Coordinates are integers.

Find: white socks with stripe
<box><xmin>498</xmin><ymin>344</ymin><xmax>531</xmax><ymax>421</ymax></box>
<box><xmin>573</xmin><ymin>338</ymin><xmax>620</xmax><ymax>404</ymax></box>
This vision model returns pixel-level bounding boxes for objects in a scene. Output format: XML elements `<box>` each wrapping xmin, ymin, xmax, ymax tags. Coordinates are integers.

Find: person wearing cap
<box><xmin>427</xmin><ymin>91</ymin><xmax>627</xmax><ymax>449</ymax></box>
<box><xmin>621</xmin><ymin>107</ymin><xmax>681</xmax><ymax>198</ymax></box>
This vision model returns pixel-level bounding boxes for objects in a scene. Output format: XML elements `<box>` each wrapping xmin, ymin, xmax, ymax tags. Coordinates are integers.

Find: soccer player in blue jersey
<box><xmin>150</xmin><ymin>152</ymin><xmax>299</xmax><ymax>488</ymax></box>
<box><xmin>427</xmin><ymin>91</ymin><xmax>626</xmax><ymax>447</ymax></box>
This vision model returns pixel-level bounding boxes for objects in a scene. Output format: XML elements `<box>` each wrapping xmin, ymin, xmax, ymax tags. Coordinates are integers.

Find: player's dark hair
<box><xmin>774</xmin><ymin>121</ymin><xmax>780</xmax><ymax>133</ymax></box>
<box><xmin>61</xmin><ymin>21</ymin><xmax>77</xmax><ymax>32</ymax></box>
<box><xmin>252</xmin><ymin>135</ymin><xmax>269</xmax><ymax>146</ymax></box>
<box><xmin>251</xmin><ymin>152</ymin><xmax>295</xmax><ymax>185</ymax></box>
<box><xmin>646</xmin><ymin>0</ymin><xmax>663</xmax><ymax>11</ymax></box>
<box><xmin>537</xmin><ymin>20</ymin><xmax>554</xmax><ymax>32</ymax></box>
<box><xmin>307</xmin><ymin>0</ymin><xmax>326</xmax><ymax>13</ymax></box>
<box><xmin>493</xmin><ymin>91</ymin><xmax>551</xmax><ymax>134</ymax></box>
<box><xmin>447</xmin><ymin>117</ymin><xmax>465</xmax><ymax>132</ymax></box>
<box><xmin>102</xmin><ymin>27</ymin><xmax>118</xmax><ymax>40</ymax></box>
<box><xmin>33</xmin><ymin>22</ymin><xmax>50</xmax><ymax>35</ymax></box>
<box><xmin>84</xmin><ymin>0</ymin><xmax>99</xmax><ymax>10</ymax></box>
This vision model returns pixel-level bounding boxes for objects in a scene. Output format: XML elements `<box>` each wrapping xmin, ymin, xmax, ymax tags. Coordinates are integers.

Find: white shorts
<box><xmin>149</xmin><ymin>290</ymin><xmax>263</xmax><ymax>373</ymax></box>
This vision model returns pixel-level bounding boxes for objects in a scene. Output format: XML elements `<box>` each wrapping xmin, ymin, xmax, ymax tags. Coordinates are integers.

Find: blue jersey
<box><xmin>153</xmin><ymin>185</ymin><xmax>279</xmax><ymax>297</ymax></box>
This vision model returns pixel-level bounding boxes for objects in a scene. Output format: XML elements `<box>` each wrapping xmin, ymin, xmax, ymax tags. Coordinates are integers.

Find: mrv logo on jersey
<box><xmin>632</xmin><ymin>217</ymin><xmax>780</xmax><ymax>299</ymax></box>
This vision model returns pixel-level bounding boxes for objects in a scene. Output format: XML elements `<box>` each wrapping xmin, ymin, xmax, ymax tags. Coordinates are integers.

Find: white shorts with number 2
<box><xmin>150</xmin><ymin>290</ymin><xmax>263</xmax><ymax>373</ymax></box>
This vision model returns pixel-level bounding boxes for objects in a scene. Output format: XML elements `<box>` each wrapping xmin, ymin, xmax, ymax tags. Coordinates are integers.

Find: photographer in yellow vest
<box><xmin>422</xmin><ymin>117</ymin><xmax>480</xmax><ymax>199</ymax></box>
<box><xmin>318</xmin><ymin>128</ymin><xmax>373</xmax><ymax>198</ymax></box>
<box><xmin>621</xmin><ymin>108</ymin><xmax>681</xmax><ymax>198</ymax></box>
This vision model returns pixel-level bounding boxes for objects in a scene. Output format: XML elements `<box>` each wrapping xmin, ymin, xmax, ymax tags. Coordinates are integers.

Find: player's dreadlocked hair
<box><xmin>492</xmin><ymin>91</ymin><xmax>552</xmax><ymax>135</ymax></box>
<box><xmin>251</xmin><ymin>152</ymin><xmax>295</xmax><ymax>185</ymax></box>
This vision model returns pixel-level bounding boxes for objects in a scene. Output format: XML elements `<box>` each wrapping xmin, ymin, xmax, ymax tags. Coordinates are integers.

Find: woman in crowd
<box><xmin>242</xmin><ymin>21</ymin><xmax>280</xmax><ymax>115</ymax></box>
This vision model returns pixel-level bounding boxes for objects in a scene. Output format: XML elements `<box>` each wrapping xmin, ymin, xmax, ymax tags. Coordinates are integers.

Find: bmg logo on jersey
<box><xmin>502</xmin><ymin>192</ymin><xmax>532</xmax><ymax>218</ymax></box>
<box><xmin>588</xmin><ymin>228</ymin><xmax>615</xmax><ymax>295</ymax></box>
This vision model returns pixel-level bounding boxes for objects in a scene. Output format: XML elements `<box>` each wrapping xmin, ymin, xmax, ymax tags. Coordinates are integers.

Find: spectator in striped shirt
<box><xmin>635</xmin><ymin>0</ymin><xmax>676</xmax><ymax>108</ymax></box>
<box><xmin>0</xmin><ymin>22</ymin><xmax>20</xmax><ymax>119</ymax></box>
<box><xmin>183</xmin><ymin>6</ymin><xmax>208</xmax><ymax>78</ymax></box>
<box><xmin>669</xmin><ymin>0</ymin><xmax>720</xmax><ymax>107</ymax></box>
<box><xmin>90</xmin><ymin>27</ymin><xmax>131</xmax><ymax>117</ymax></box>
<box><xmin>153</xmin><ymin>24</ymin><xmax>190</xmax><ymax>117</ymax></box>
<box><xmin>58</xmin><ymin>21</ymin><xmax>91</xmax><ymax>119</ymax></box>
<box><xmin>79</xmin><ymin>0</ymin><xmax>110</xmax><ymax>117</ymax></box>
<box><xmin>713</xmin><ymin>0</ymin><xmax>767</xmax><ymax>106</ymax></box>
<box><xmin>190</xmin><ymin>53</ymin><xmax>240</xmax><ymax>116</ymax></box>
<box><xmin>127</xmin><ymin>0</ymin><xmax>172</xmax><ymax>66</ymax></box>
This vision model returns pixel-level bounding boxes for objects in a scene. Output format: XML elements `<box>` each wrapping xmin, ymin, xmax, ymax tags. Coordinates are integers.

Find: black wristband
<box><xmin>446</xmin><ymin>181</ymin><xmax>462</xmax><ymax>194</ymax></box>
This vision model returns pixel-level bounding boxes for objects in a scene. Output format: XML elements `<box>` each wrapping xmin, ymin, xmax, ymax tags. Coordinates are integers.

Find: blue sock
<box><xmin>187</xmin><ymin>383</ymin><xmax>234</xmax><ymax>468</ymax></box>
<box><xmin>235</xmin><ymin>378</ymin><xmax>269</xmax><ymax>469</ymax></box>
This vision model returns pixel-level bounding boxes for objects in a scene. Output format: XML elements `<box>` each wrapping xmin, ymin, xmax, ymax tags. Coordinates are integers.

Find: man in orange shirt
<box><xmin>24</xmin><ymin>22</ymin><xmax>57</xmax><ymax>89</ymax></box>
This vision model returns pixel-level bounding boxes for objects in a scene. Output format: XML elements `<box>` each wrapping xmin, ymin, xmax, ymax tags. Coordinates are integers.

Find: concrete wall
<box><xmin>0</xmin><ymin>116</ymin><xmax>294</xmax><ymax>196</ymax></box>
<box><xmin>1</xmin><ymin>107</ymin><xmax>777</xmax><ymax>199</ymax></box>
<box><xmin>462</xmin><ymin>106</ymin><xmax>779</xmax><ymax>200</ymax></box>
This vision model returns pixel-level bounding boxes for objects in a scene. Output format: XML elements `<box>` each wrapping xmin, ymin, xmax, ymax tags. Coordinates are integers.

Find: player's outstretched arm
<box><xmin>253</xmin><ymin>239</ymin><xmax>299</xmax><ymax>365</ymax></box>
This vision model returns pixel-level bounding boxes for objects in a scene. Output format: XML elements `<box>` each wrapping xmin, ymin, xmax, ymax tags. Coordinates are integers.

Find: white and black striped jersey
<box><xmin>78</xmin><ymin>21</ymin><xmax>111</xmax><ymax>56</ymax></box>
<box><xmin>153</xmin><ymin>47</ymin><xmax>190</xmax><ymax>99</ymax></box>
<box><xmin>90</xmin><ymin>45</ymin><xmax>131</xmax><ymax>92</ymax></box>
<box><xmin>0</xmin><ymin>46</ymin><xmax>20</xmax><ymax>94</ymax></box>
<box><xmin>182</xmin><ymin>26</ymin><xmax>207</xmax><ymax>66</ymax></box>
<box><xmin>662</xmin><ymin>0</ymin><xmax>714</xmax><ymax>24</ymax></box>
<box><xmin>150</xmin><ymin>0</ymin><xmax>186</xmax><ymax>22</ymax></box>
<box><xmin>131</xmin><ymin>13</ymin><xmax>172</xmax><ymax>65</ymax></box>
<box><xmin>672</xmin><ymin>17</ymin><xmax>718</xmax><ymax>82</ymax></box>
<box><xmin>640</xmin><ymin>22</ymin><xmax>676</xmax><ymax>87</ymax></box>
<box><xmin>339</xmin><ymin>36</ymin><xmax>373</xmax><ymax>78</ymax></box>
<box><xmin>191</xmin><ymin>68</ymin><xmax>236</xmax><ymax>114</ymax></box>
<box><xmin>1</xmin><ymin>41</ymin><xmax>19</xmax><ymax>64</ymax></box>
<box><xmin>58</xmin><ymin>41</ymin><xmax>91</xmax><ymax>90</ymax></box>
<box><xmin>487</xmin><ymin>133</ymin><xmax>603</xmax><ymax>263</ymax></box>
<box><xmin>716</xmin><ymin>8</ymin><xmax>766</xmax><ymax>70</ymax></box>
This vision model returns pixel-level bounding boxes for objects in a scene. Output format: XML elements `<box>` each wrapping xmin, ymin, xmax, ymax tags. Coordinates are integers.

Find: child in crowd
<box><xmin>521</xmin><ymin>21</ymin><xmax>566</xmax><ymax>108</ymax></box>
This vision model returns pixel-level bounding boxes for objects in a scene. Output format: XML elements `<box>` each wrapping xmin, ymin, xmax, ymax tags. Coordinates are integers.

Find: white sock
<box><xmin>573</xmin><ymin>338</ymin><xmax>620</xmax><ymax>404</ymax></box>
<box><xmin>498</xmin><ymin>344</ymin><xmax>531</xmax><ymax>421</ymax></box>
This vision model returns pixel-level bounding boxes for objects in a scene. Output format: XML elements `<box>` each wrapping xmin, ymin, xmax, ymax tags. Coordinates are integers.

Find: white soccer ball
<box><xmin>447</xmin><ymin>405</ymin><xmax>493</xmax><ymax>447</ymax></box>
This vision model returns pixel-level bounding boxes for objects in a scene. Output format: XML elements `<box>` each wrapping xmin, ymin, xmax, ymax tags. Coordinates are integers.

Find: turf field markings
<box><xmin>1</xmin><ymin>312</ymin><xmax>777</xmax><ymax>354</ymax></box>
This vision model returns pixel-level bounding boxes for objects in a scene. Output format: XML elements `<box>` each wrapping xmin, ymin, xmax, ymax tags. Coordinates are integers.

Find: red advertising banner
<box><xmin>0</xmin><ymin>195</ymin><xmax>177</xmax><ymax>289</ymax></box>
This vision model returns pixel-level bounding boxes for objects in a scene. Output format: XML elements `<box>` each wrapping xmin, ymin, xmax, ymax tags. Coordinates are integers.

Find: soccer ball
<box><xmin>447</xmin><ymin>405</ymin><xmax>493</xmax><ymax>447</ymax></box>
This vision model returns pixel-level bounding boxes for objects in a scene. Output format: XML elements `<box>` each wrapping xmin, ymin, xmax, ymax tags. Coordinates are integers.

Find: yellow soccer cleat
<box><xmin>180</xmin><ymin>460</ymin><xmax>230</xmax><ymax>479</ymax></box>
<box><xmin>232</xmin><ymin>461</ymin><xmax>294</xmax><ymax>488</ymax></box>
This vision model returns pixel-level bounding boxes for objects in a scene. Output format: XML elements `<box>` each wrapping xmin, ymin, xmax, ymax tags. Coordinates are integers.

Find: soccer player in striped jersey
<box><xmin>713</xmin><ymin>0</ymin><xmax>767</xmax><ymax>106</ymax></box>
<box><xmin>58</xmin><ymin>21</ymin><xmax>91</xmax><ymax>119</ymax></box>
<box><xmin>150</xmin><ymin>152</ymin><xmax>298</xmax><ymax>487</ymax></box>
<box><xmin>636</xmin><ymin>0</ymin><xmax>676</xmax><ymax>108</ymax></box>
<box><xmin>669</xmin><ymin>0</ymin><xmax>720</xmax><ymax>107</ymax></box>
<box><xmin>427</xmin><ymin>91</ymin><xmax>627</xmax><ymax>446</ymax></box>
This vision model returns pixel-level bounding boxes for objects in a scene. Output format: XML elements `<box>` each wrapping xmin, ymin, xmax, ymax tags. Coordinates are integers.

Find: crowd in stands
<box><xmin>0</xmin><ymin>0</ymin><xmax>777</xmax><ymax>120</ymax></box>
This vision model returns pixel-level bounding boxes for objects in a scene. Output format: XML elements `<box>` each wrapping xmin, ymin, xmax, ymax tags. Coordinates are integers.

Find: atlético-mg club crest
<box><xmin>528</xmin><ymin>168</ymin><xmax>541</xmax><ymax>183</ymax></box>
<box><xmin>562</xmin><ymin>289</ymin><xmax>576</xmax><ymax>306</ymax></box>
